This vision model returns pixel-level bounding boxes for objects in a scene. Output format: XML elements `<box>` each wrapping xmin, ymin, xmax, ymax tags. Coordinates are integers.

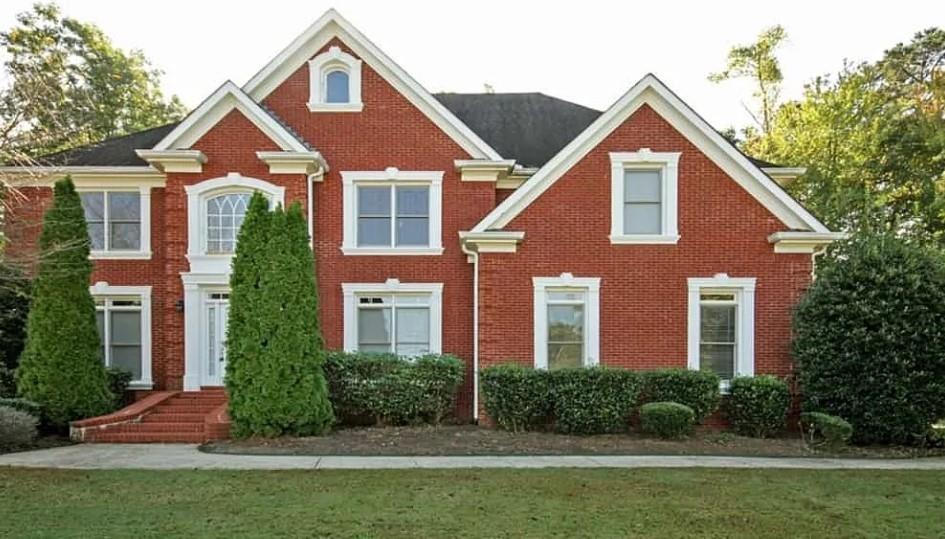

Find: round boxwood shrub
<box><xmin>727</xmin><ymin>375</ymin><xmax>791</xmax><ymax>438</ymax></box>
<box><xmin>480</xmin><ymin>363</ymin><xmax>553</xmax><ymax>432</ymax></box>
<box><xmin>800</xmin><ymin>412</ymin><xmax>853</xmax><ymax>450</ymax></box>
<box><xmin>0</xmin><ymin>405</ymin><xmax>38</xmax><ymax>447</ymax></box>
<box><xmin>640</xmin><ymin>402</ymin><xmax>695</xmax><ymax>439</ymax></box>
<box><xmin>550</xmin><ymin>367</ymin><xmax>641</xmax><ymax>435</ymax></box>
<box><xmin>642</xmin><ymin>369</ymin><xmax>721</xmax><ymax>423</ymax></box>
<box><xmin>793</xmin><ymin>233</ymin><xmax>945</xmax><ymax>445</ymax></box>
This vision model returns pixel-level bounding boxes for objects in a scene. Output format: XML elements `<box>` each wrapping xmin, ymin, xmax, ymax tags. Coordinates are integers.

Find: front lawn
<box><xmin>1</xmin><ymin>468</ymin><xmax>944</xmax><ymax>537</ymax></box>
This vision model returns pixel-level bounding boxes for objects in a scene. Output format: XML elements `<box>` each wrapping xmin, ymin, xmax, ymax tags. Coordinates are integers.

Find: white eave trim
<box><xmin>459</xmin><ymin>230</ymin><xmax>525</xmax><ymax>253</ymax></box>
<box><xmin>136</xmin><ymin>150</ymin><xmax>207</xmax><ymax>173</ymax></box>
<box><xmin>0</xmin><ymin>166</ymin><xmax>166</xmax><ymax>187</ymax></box>
<box><xmin>768</xmin><ymin>231</ymin><xmax>847</xmax><ymax>253</ymax></box>
<box><xmin>241</xmin><ymin>9</ymin><xmax>501</xmax><ymax>161</ymax></box>
<box><xmin>454</xmin><ymin>159</ymin><xmax>516</xmax><ymax>182</ymax></box>
<box><xmin>470</xmin><ymin>74</ymin><xmax>830</xmax><ymax>234</ymax></box>
<box><xmin>256</xmin><ymin>151</ymin><xmax>328</xmax><ymax>175</ymax></box>
<box><xmin>153</xmin><ymin>81</ymin><xmax>309</xmax><ymax>153</ymax></box>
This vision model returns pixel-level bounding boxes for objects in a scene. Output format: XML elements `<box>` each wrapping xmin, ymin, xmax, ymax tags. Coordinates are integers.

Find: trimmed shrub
<box><xmin>0</xmin><ymin>405</ymin><xmax>38</xmax><ymax>447</ymax></box>
<box><xmin>323</xmin><ymin>351</ymin><xmax>465</xmax><ymax>426</ymax></box>
<box><xmin>642</xmin><ymin>369</ymin><xmax>721</xmax><ymax>423</ymax></box>
<box><xmin>640</xmin><ymin>402</ymin><xmax>695</xmax><ymax>439</ymax></box>
<box><xmin>106</xmin><ymin>367</ymin><xmax>133</xmax><ymax>409</ymax></box>
<box><xmin>16</xmin><ymin>177</ymin><xmax>112</xmax><ymax>428</ymax></box>
<box><xmin>793</xmin><ymin>233</ymin><xmax>945</xmax><ymax>444</ymax></box>
<box><xmin>480</xmin><ymin>364</ymin><xmax>553</xmax><ymax>432</ymax></box>
<box><xmin>226</xmin><ymin>199</ymin><xmax>334</xmax><ymax>437</ymax></box>
<box><xmin>0</xmin><ymin>397</ymin><xmax>42</xmax><ymax>418</ymax></box>
<box><xmin>550</xmin><ymin>368</ymin><xmax>642</xmax><ymax>435</ymax></box>
<box><xmin>800</xmin><ymin>412</ymin><xmax>853</xmax><ymax>450</ymax></box>
<box><xmin>727</xmin><ymin>376</ymin><xmax>791</xmax><ymax>438</ymax></box>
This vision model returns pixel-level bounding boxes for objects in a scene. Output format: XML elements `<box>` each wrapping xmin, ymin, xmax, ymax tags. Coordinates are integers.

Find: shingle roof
<box><xmin>34</xmin><ymin>92</ymin><xmax>782</xmax><ymax>170</ymax></box>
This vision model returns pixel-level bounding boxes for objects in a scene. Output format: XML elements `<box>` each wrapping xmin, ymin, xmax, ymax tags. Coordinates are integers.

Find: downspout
<box><xmin>306</xmin><ymin>168</ymin><xmax>324</xmax><ymax>249</ymax></box>
<box><xmin>460</xmin><ymin>238</ymin><xmax>480</xmax><ymax>422</ymax></box>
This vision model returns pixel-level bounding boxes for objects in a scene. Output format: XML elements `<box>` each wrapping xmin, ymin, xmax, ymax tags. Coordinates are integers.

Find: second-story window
<box><xmin>80</xmin><ymin>191</ymin><xmax>142</xmax><ymax>252</ymax></box>
<box><xmin>206</xmin><ymin>193</ymin><xmax>251</xmax><ymax>254</ymax></box>
<box><xmin>308</xmin><ymin>46</ymin><xmax>362</xmax><ymax>112</ymax></box>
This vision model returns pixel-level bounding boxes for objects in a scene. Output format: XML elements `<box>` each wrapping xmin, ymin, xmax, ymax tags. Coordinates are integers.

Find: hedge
<box><xmin>480</xmin><ymin>364</ymin><xmax>553</xmax><ymax>432</ymax></box>
<box><xmin>323</xmin><ymin>351</ymin><xmax>465</xmax><ymax>426</ymax></box>
<box><xmin>641</xmin><ymin>369</ymin><xmax>721</xmax><ymax>423</ymax></box>
<box><xmin>640</xmin><ymin>402</ymin><xmax>695</xmax><ymax>439</ymax></box>
<box><xmin>727</xmin><ymin>375</ymin><xmax>791</xmax><ymax>438</ymax></box>
<box><xmin>550</xmin><ymin>368</ymin><xmax>641</xmax><ymax>434</ymax></box>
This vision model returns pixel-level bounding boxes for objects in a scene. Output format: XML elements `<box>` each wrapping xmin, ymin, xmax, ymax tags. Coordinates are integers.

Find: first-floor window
<box><xmin>699</xmin><ymin>292</ymin><xmax>738</xmax><ymax>381</ymax></box>
<box><xmin>357</xmin><ymin>294</ymin><xmax>431</xmax><ymax>356</ymax></box>
<box><xmin>95</xmin><ymin>297</ymin><xmax>143</xmax><ymax>380</ymax></box>
<box><xmin>687</xmin><ymin>276</ymin><xmax>756</xmax><ymax>389</ymax></box>
<box><xmin>533</xmin><ymin>274</ymin><xmax>600</xmax><ymax>370</ymax></box>
<box><xmin>546</xmin><ymin>289</ymin><xmax>586</xmax><ymax>370</ymax></box>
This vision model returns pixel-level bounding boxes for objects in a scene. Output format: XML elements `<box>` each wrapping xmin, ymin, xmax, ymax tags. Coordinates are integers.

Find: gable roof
<box><xmin>152</xmin><ymin>81</ymin><xmax>310</xmax><ymax>152</ymax></box>
<box><xmin>471</xmin><ymin>74</ymin><xmax>831</xmax><ymax>234</ymax></box>
<box><xmin>241</xmin><ymin>8</ymin><xmax>501</xmax><ymax>161</ymax></box>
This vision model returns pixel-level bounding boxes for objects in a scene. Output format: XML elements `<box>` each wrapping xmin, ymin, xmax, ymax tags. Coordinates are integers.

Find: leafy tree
<box><xmin>0</xmin><ymin>3</ymin><xmax>186</xmax><ymax>164</ymax></box>
<box><xmin>709</xmin><ymin>25</ymin><xmax>787</xmax><ymax>136</ymax></box>
<box><xmin>15</xmin><ymin>177</ymin><xmax>112</xmax><ymax>428</ymax></box>
<box><xmin>226</xmin><ymin>196</ymin><xmax>333</xmax><ymax>437</ymax></box>
<box><xmin>793</xmin><ymin>233</ymin><xmax>945</xmax><ymax>444</ymax></box>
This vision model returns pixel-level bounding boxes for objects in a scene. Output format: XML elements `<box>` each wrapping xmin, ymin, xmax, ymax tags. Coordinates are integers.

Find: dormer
<box><xmin>307</xmin><ymin>46</ymin><xmax>363</xmax><ymax>112</ymax></box>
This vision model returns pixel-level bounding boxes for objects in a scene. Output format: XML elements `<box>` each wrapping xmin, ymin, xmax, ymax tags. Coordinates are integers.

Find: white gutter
<box><xmin>459</xmin><ymin>239</ymin><xmax>480</xmax><ymax>422</ymax></box>
<box><xmin>306</xmin><ymin>168</ymin><xmax>324</xmax><ymax>249</ymax></box>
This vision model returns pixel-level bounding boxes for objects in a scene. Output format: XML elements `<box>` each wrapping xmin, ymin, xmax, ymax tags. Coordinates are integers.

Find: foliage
<box><xmin>0</xmin><ymin>364</ymin><xmax>14</xmax><ymax>398</ymax></box>
<box><xmin>641</xmin><ymin>369</ymin><xmax>721</xmax><ymax>423</ymax></box>
<box><xmin>639</xmin><ymin>402</ymin><xmax>695</xmax><ymax>439</ymax></box>
<box><xmin>549</xmin><ymin>368</ymin><xmax>641</xmax><ymax>435</ymax></box>
<box><xmin>0</xmin><ymin>405</ymin><xmax>38</xmax><ymax>447</ymax></box>
<box><xmin>727</xmin><ymin>376</ymin><xmax>791</xmax><ymax>438</ymax></box>
<box><xmin>15</xmin><ymin>178</ymin><xmax>111</xmax><ymax>428</ymax></box>
<box><xmin>793</xmin><ymin>233</ymin><xmax>945</xmax><ymax>444</ymax></box>
<box><xmin>106</xmin><ymin>367</ymin><xmax>133</xmax><ymax>409</ymax></box>
<box><xmin>709</xmin><ymin>25</ymin><xmax>787</xmax><ymax>135</ymax></box>
<box><xmin>322</xmin><ymin>351</ymin><xmax>464</xmax><ymax>426</ymax></box>
<box><xmin>479</xmin><ymin>363</ymin><xmax>553</xmax><ymax>432</ymax></box>
<box><xmin>0</xmin><ymin>263</ymin><xmax>30</xmax><ymax>372</ymax></box>
<box><xmin>800</xmin><ymin>412</ymin><xmax>853</xmax><ymax>450</ymax></box>
<box><xmin>0</xmin><ymin>3</ymin><xmax>186</xmax><ymax>163</ymax></box>
<box><xmin>0</xmin><ymin>397</ymin><xmax>42</xmax><ymax>418</ymax></box>
<box><xmin>226</xmin><ymin>198</ymin><xmax>334</xmax><ymax>437</ymax></box>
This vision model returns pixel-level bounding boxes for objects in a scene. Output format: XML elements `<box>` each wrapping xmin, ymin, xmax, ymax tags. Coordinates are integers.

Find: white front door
<box><xmin>203</xmin><ymin>293</ymin><xmax>229</xmax><ymax>387</ymax></box>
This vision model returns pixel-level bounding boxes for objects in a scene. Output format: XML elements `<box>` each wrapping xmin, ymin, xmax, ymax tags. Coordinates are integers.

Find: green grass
<box><xmin>1</xmin><ymin>468</ymin><xmax>944</xmax><ymax>538</ymax></box>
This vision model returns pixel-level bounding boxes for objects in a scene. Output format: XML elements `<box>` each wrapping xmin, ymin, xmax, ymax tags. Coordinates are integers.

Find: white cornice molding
<box><xmin>0</xmin><ymin>166</ymin><xmax>166</xmax><ymax>187</ymax></box>
<box><xmin>763</xmin><ymin>167</ymin><xmax>807</xmax><ymax>187</ymax></box>
<box><xmin>454</xmin><ymin>159</ymin><xmax>516</xmax><ymax>182</ymax></box>
<box><xmin>256</xmin><ymin>151</ymin><xmax>328</xmax><ymax>175</ymax></box>
<box><xmin>459</xmin><ymin>230</ymin><xmax>525</xmax><ymax>253</ymax></box>
<box><xmin>136</xmin><ymin>150</ymin><xmax>207</xmax><ymax>173</ymax></box>
<box><xmin>768</xmin><ymin>231</ymin><xmax>847</xmax><ymax>253</ymax></box>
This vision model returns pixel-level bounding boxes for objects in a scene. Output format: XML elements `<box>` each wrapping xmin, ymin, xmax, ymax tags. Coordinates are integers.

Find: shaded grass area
<box><xmin>1</xmin><ymin>468</ymin><xmax>944</xmax><ymax>537</ymax></box>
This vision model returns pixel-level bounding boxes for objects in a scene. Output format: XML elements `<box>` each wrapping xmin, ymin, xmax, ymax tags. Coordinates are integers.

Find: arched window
<box><xmin>206</xmin><ymin>192</ymin><xmax>251</xmax><ymax>254</ymax></box>
<box><xmin>325</xmin><ymin>70</ymin><xmax>350</xmax><ymax>103</ymax></box>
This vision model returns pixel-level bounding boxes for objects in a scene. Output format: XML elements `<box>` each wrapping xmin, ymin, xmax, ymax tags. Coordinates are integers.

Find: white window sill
<box><xmin>90</xmin><ymin>251</ymin><xmax>152</xmax><ymax>260</ymax></box>
<box><xmin>341</xmin><ymin>246</ymin><xmax>444</xmax><ymax>256</ymax></box>
<box><xmin>307</xmin><ymin>102</ymin><xmax>364</xmax><ymax>113</ymax></box>
<box><xmin>609</xmin><ymin>234</ymin><xmax>680</xmax><ymax>245</ymax></box>
<box><xmin>127</xmin><ymin>382</ymin><xmax>154</xmax><ymax>391</ymax></box>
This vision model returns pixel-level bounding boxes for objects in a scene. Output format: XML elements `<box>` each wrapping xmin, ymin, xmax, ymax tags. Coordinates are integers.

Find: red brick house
<box><xmin>2</xmin><ymin>9</ymin><xmax>841</xmax><ymax>440</ymax></box>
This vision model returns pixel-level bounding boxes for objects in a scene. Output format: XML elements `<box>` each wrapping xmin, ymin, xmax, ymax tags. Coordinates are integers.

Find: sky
<box><xmin>1</xmin><ymin>0</ymin><xmax>943</xmax><ymax>132</ymax></box>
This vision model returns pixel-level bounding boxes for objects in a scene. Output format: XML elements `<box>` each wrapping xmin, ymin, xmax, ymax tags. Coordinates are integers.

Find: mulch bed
<box><xmin>0</xmin><ymin>435</ymin><xmax>73</xmax><ymax>456</ymax></box>
<box><xmin>201</xmin><ymin>425</ymin><xmax>945</xmax><ymax>458</ymax></box>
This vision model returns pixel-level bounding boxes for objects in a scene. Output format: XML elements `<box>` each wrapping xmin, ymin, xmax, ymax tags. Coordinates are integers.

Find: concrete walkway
<box><xmin>2</xmin><ymin>444</ymin><xmax>945</xmax><ymax>470</ymax></box>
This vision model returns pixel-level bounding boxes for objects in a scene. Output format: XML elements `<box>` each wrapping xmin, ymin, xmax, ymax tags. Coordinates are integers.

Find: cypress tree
<box><xmin>16</xmin><ymin>177</ymin><xmax>112</xmax><ymax>427</ymax></box>
<box><xmin>226</xmin><ymin>198</ymin><xmax>333</xmax><ymax>436</ymax></box>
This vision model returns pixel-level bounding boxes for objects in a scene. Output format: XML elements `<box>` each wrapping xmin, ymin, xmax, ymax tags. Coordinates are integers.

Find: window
<box><xmin>206</xmin><ymin>193</ymin><xmax>251</xmax><ymax>254</ymax></box>
<box><xmin>308</xmin><ymin>46</ymin><xmax>362</xmax><ymax>112</ymax></box>
<box><xmin>687</xmin><ymin>275</ymin><xmax>756</xmax><ymax>389</ymax></box>
<box><xmin>90</xmin><ymin>283</ymin><xmax>152</xmax><ymax>388</ymax></box>
<box><xmin>610</xmin><ymin>149</ymin><xmax>680</xmax><ymax>244</ymax></box>
<box><xmin>342</xmin><ymin>169</ymin><xmax>443</xmax><ymax>255</ymax></box>
<box><xmin>533</xmin><ymin>274</ymin><xmax>600</xmax><ymax>370</ymax></box>
<box><xmin>79</xmin><ymin>189</ymin><xmax>151</xmax><ymax>257</ymax></box>
<box><xmin>343</xmin><ymin>280</ymin><xmax>443</xmax><ymax>356</ymax></box>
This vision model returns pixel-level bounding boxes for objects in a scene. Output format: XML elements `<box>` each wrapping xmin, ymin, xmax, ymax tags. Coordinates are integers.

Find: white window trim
<box><xmin>341</xmin><ymin>168</ymin><xmax>444</xmax><ymax>256</ymax></box>
<box><xmin>77</xmin><ymin>186</ymin><xmax>152</xmax><ymax>260</ymax></box>
<box><xmin>184</xmin><ymin>173</ymin><xmax>285</xmax><ymax>274</ymax></box>
<box><xmin>89</xmin><ymin>282</ymin><xmax>152</xmax><ymax>389</ymax></box>
<box><xmin>609</xmin><ymin>149</ymin><xmax>680</xmax><ymax>244</ymax></box>
<box><xmin>307</xmin><ymin>46</ymin><xmax>363</xmax><ymax>112</ymax></box>
<box><xmin>341</xmin><ymin>279</ymin><xmax>443</xmax><ymax>354</ymax></box>
<box><xmin>687</xmin><ymin>274</ymin><xmax>756</xmax><ymax>391</ymax></box>
<box><xmin>533</xmin><ymin>273</ymin><xmax>601</xmax><ymax>369</ymax></box>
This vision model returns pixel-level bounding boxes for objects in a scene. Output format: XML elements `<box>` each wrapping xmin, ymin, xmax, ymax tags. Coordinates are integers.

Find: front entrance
<box><xmin>202</xmin><ymin>292</ymin><xmax>229</xmax><ymax>386</ymax></box>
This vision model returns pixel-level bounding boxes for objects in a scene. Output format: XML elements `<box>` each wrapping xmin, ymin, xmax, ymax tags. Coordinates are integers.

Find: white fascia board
<box><xmin>256</xmin><ymin>151</ymin><xmax>328</xmax><ymax>174</ymax></box>
<box><xmin>241</xmin><ymin>9</ymin><xmax>502</xmax><ymax>160</ymax></box>
<box><xmin>471</xmin><ymin>74</ymin><xmax>831</xmax><ymax>234</ymax></box>
<box><xmin>1</xmin><ymin>166</ymin><xmax>166</xmax><ymax>187</ymax></box>
<box><xmin>768</xmin><ymin>231</ymin><xmax>847</xmax><ymax>253</ymax></box>
<box><xmin>153</xmin><ymin>81</ymin><xmax>308</xmax><ymax>153</ymax></box>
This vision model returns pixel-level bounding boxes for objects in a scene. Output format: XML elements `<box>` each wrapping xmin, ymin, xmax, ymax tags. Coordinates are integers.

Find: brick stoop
<box><xmin>70</xmin><ymin>389</ymin><xmax>230</xmax><ymax>443</ymax></box>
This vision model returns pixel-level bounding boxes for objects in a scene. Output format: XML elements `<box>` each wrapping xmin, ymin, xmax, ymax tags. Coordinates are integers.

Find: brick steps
<box><xmin>74</xmin><ymin>390</ymin><xmax>231</xmax><ymax>443</ymax></box>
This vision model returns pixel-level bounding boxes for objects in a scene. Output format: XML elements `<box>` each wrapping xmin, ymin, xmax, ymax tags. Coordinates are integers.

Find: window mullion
<box><xmin>103</xmin><ymin>301</ymin><xmax>111</xmax><ymax>368</ymax></box>
<box><xmin>103</xmin><ymin>191</ymin><xmax>110</xmax><ymax>251</ymax></box>
<box><xmin>390</xmin><ymin>185</ymin><xmax>397</xmax><ymax>247</ymax></box>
